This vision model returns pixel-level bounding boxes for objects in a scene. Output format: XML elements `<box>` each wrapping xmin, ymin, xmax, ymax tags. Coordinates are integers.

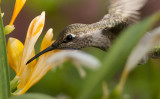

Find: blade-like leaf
<box><xmin>9</xmin><ymin>93</ymin><xmax>55</xmax><ymax>99</ymax></box>
<box><xmin>0</xmin><ymin>10</ymin><xmax>10</xmax><ymax>98</ymax></box>
<box><xmin>78</xmin><ymin>11</ymin><xmax>160</xmax><ymax>99</ymax></box>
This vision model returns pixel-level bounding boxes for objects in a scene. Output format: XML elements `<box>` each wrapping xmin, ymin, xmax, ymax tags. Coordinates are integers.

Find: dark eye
<box><xmin>63</xmin><ymin>34</ymin><xmax>76</xmax><ymax>43</ymax></box>
<box><xmin>66</xmin><ymin>34</ymin><xmax>73</xmax><ymax>41</ymax></box>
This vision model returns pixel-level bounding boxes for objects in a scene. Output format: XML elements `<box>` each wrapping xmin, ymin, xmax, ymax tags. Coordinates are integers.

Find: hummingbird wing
<box><xmin>108</xmin><ymin>0</ymin><xmax>147</xmax><ymax>22</ymax></box>
<box><xmin>101</xmin><ymin>0</ymin><xmax>147</xmax><ymax>24</ymax></box>
<box><xmin>100</xmin><ymin>0</ymin><xmax>147</xmax><ymax>34</ymax></box>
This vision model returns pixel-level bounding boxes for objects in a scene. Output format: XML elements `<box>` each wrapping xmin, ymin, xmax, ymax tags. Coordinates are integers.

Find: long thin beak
<box><xmin>26</xmin><ymin>45</ymin><xmax>56</xmax><ymax>65</ymax></box>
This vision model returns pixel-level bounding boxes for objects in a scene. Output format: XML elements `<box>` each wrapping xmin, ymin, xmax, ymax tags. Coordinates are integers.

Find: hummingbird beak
<box><xmin>26</xmin><ymin>44</ymin><xmax>57</xmax><ymax>65</ymax></box>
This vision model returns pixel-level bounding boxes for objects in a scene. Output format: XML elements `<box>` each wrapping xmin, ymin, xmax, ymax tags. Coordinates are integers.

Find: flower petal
<box><xmin>23</xmin><ymin>11</ymin><xmax>45</xmax><ymax>61</ymax></box>
<box><xmin>69</xmin><ymin>51</ymin><xmax>101</xmax><ymax>69</ymax></box>
<box><xmin>47</xmin><ymin>50</ymin><xmax>101</xmax><ymax>70</ymax></box>
<box><xmin>9</xmin><ymin>0</ymin><xmax>26</xmax><ymax>26</ymax></box>
<box><xmin>40</xmin><ymin>28</ymin><xmax>53</xmax><ymax>51</ymax></box>
<box><xmin>72</xmin><ymin>61</ymin><xmax>86</xmax><ymax>78</ymax></box>
<box><xmin>7</xmin><ymin>37</ymin><xmax>24</xmax><ymax>73</ymax></box>
<box><xmin>17</xmin><ymin>12</ymin><xmax>45</xmax><ymax>76</ymax></box>
<box><xmin>17</xmin><ymin>50</ymin><xmax>36</xmax><ymax>89</ymax></box>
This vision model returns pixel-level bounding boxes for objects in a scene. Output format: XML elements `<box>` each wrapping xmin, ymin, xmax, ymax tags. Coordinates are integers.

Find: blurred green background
<box><xmin>2</xmin><ymin>0</ymin><xmax>160</xmax><ymax>99</ymax></box>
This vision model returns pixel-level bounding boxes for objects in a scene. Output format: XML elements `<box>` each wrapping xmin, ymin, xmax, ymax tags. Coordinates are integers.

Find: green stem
<box><xmin>0</xmin><ymin>10</ymin><xmax>10</xmax><ymax>98</ymax></box>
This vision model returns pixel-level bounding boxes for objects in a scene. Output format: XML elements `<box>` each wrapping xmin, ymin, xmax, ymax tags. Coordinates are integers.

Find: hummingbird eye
<box><xmin>66</xmin><ymin>34</ymin><xmax>73</xmax><ymax>41</ymax></box>
<box><xmin>63</xmin><ymin>34</ymin><xmax>75</xmax><ymax>43</ymax></box>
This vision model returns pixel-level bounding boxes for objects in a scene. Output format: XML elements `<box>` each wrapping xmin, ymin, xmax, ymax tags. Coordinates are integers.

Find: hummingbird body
<box><xmin>26</xmin><ymin>0</ymin><xmax>147</xmax><ymax>64</ymax></box>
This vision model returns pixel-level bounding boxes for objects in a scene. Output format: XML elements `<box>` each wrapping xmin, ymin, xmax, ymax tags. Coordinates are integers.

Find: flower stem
<box><xmin>0</xmin><ymin>9</ymin><xmax>10</xmax><ymax>98</ymax></box>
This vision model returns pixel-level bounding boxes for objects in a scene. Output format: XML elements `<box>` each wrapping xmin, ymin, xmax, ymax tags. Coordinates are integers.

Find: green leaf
<box><xmin>78</xmin><ymin>11</ymin><xmax>160</xmax><ymax>99</ymax></box>
<box><xmin>0</xmin><ymin>10</ymin><xmax>10</xmax><ymax>98</ymax></box>
<box><xmin>9</xmin><ymin>93</ymin><xmax>55</xmax><ymax>99</ymax></box>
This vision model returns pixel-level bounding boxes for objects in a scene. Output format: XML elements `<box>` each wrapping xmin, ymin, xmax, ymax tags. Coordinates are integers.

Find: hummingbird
<box><xmin>26</xmin><ymin>0</ymin><xmax>147</xmax><ymax>64</ymax></box>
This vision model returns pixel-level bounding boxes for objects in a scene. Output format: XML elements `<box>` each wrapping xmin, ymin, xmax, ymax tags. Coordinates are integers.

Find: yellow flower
<box><xmin>9</xmin><ymin>0</ymin><xmax>26</xmax><ymax>26</ymax></box>
<box><xmin>7</xmin><ymin>12</ymin><xmax>58</xmax><ymax>95</ymax></box>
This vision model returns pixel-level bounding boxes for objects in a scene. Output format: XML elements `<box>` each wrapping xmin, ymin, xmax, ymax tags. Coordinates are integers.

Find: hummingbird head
<box><xmin>54</xmin><ymin>23</ymin><xmax>91</xmax><ymax>50</ymax></box>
